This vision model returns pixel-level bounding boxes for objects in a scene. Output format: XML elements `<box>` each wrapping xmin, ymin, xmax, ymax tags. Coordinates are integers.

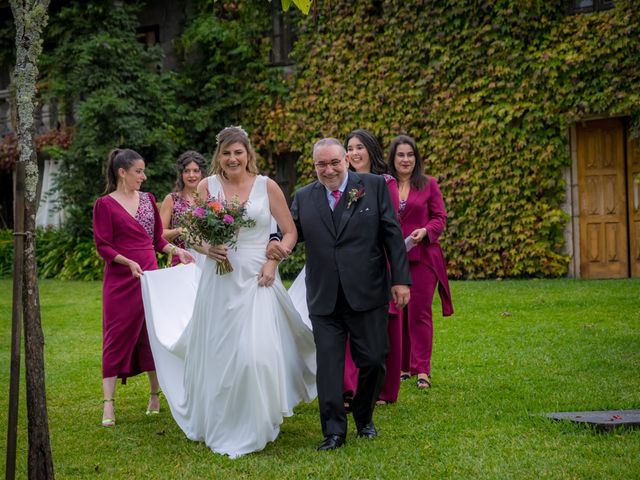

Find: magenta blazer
<box><xmin>399</xmin><ymin>176</ymin><xmax>453</xmax><ymax>316</ymax></box>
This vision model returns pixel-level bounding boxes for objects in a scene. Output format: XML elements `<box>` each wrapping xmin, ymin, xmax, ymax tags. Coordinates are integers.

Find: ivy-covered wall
<box><xmin>255</xmin><ymin>0</ymin><xmax>640</xmax><ymax>278</ymax></box>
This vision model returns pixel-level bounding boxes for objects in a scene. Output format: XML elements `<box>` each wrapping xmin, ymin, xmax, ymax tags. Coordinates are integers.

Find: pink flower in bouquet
<box><xmin>223</xmin><ymin>214</ymin><xmax>235</xmax><ymax>225</ymax></box>
<box><xmin>193</xmin><ymin>207</ymin><xmax>206</xmax><ymax>218</ymax></box>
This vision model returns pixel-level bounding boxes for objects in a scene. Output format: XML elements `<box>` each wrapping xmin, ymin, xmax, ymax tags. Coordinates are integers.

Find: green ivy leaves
<box><xmin>255</xmin><ymin>0</ymin><xmax>640</xmax><ymax>278</ymax></box>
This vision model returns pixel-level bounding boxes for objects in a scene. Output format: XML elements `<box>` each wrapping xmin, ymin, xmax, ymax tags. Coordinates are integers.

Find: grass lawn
<box><xmin>0</xmin><ymin>278</ymin><xmax>639</xmax><ymax>479</ymax></box>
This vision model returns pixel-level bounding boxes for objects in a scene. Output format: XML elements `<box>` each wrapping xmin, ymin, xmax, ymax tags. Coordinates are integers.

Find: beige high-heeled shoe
<box><xmin>146</xmin><ymin>391</ymin><xmax>161</xmax><ymax>415</ymax></box>
<box><xmin>102</xmin><ymin>398</ymin><xmax>115</xmax><ymax>427</ymax></box>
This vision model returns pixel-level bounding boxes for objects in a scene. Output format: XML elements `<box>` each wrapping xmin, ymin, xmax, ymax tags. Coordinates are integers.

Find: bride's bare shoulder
<box><xmin>197</xmin><ymin>177</ymin><xmax>211</xmax><ymax>197</ymax></box>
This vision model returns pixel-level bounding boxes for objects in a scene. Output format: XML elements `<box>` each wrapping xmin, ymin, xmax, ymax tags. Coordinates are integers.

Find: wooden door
<box><xmin>576</xmin><ymin>118</ymin><xmax>629</xmax><ymax>278</ymax></box>
<box><xmin>628</xmin><ymin>136</ymin><xmax>640</xmax><ymax>277</ymax></box>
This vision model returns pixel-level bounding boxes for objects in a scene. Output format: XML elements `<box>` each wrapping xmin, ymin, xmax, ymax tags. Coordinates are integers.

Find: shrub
<box><xmin>0</xmin><ymin>229</ymin><xmax>12</xmax><ymax>277</ymax></box>
<box><xmin>0</xmin><ymin>228</ymin><xmax>103</xmax><ymax>280</ymax></box>
<box><xmin>40</xmin><ymin>0</ymin><xmax>181</xmax><ymax>237</ymax></box>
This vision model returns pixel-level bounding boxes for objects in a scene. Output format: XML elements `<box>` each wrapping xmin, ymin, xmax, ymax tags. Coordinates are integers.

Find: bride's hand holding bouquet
<box><xmin>179</xmin><ymin>195</ymin><xmax>256</xmax><ymax>274</ymax></box>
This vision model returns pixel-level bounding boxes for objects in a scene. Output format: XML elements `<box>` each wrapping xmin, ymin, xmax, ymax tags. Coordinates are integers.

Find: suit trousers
<box><xmin>310</xmin><ymin>282</ymin><xmax>388</xmax><ymax>437</ymax></box>
<box><xmin>401</xmin><ymin>261</ymin><xmax>438</xmax><ymax>375</ymax></box>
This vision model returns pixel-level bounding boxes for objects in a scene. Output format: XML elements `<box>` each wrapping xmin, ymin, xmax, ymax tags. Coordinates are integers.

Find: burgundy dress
<box><xmin>93</xmin><ymin>192</ymin><xmax>169</xmax><ymax>382</ymax></box>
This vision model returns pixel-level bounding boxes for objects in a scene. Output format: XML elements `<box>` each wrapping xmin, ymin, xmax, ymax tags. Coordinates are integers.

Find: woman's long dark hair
<box><xmin>104</xmin><ymin>148</ymin><xmax>143</xmax><ymax>193</ymax></box>
<box><xmin>387</xmin><ymin>135</ymin><xmax>427</xmax><ymax>190</ymax></box>
<box><xmin>174</xmin><ymin>150</ymin><xmax>206</xmax><ymax>192</ymax></box>
<box><xmin>344</xmin><ymin>129</ymin><xmax>388</xmax><ymax>175</ymax></box>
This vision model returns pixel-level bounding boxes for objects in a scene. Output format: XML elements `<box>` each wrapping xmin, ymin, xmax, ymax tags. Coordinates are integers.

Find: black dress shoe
<box><xmin>317</xmin><ymin>434</ymin><xmax>346</xmax><ymax>451</ymax></box>
<box><xmin>356</xmin><ymin>422</ymin><xmax>378</xmax><ymax>439</ymax></box>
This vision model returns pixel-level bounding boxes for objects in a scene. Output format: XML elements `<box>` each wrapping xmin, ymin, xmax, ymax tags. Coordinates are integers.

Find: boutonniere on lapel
<box><xmin>347</xmin><ymin>187</ymin><xmax>365</xmax><ymax>209</ymax></box>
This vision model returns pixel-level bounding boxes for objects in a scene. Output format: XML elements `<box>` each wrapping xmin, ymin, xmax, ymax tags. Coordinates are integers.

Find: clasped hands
<box><xmin>266</xmin><ymin>240</ymin><xmax>291</xmax><ymax>263</ymax></box>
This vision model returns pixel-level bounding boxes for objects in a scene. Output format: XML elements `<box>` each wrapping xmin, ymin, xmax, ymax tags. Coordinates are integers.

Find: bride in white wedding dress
<box><xmin>141</xmin><ymin>127</ymin><xmax>316</xmax><ymax>458</ymax></box>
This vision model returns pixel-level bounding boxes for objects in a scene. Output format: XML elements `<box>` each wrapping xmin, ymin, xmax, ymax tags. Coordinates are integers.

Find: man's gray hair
<box><xmin>313</xmin><ymin>137</ymin><xmax>346</xmax><ymax>160</ymax></box>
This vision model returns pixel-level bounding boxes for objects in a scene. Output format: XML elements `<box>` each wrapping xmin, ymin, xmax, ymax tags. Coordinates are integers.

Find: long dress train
<box><xmin>288</xmin><ymin>266</ymin><xmax>310</xmax><ymax>328</ymax></box>
<box><xmin>141</xmin><ymin>174</ymin><xmax>316</xmax><ymax>458</ymax></box>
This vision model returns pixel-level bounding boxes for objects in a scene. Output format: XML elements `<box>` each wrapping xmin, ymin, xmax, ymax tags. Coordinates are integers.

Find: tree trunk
<box><xmin>9</xmin><ymin>1</ymin><xmax>54</xmax><ymax>479</ymax></box>
<box><xmin>6</xmin><ymin>162</ymin><xmax>24</xmax><ymax>480</ymax></box>
<box><xmin>23</xmin><ymin>182</ymin><xmax>53</xmax><ymax>480</ymax></box>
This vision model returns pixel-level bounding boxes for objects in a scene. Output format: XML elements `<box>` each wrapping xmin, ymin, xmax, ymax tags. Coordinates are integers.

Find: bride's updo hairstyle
<box><xmin>104</xmin><ymin>148</ymin><xmax>144</xmax><ymax>193</ymax></box>
<box><xmin>210</xmin><ymin>126</ymin><xmax>259</xmax><ymax>177</ymax></box>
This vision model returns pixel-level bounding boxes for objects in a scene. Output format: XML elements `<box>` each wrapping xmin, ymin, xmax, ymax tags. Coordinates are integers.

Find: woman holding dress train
<box><xmin>93</xmin><ymin>148</ymin><xmax>193</xmax><ymax>427</ymax></box>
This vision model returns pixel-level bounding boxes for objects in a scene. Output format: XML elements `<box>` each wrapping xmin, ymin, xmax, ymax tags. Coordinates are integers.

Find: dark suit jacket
<box><xmin>291</xmin><ymin>171</ymin><xmax>411</xmax><ymax>316</ymax></box>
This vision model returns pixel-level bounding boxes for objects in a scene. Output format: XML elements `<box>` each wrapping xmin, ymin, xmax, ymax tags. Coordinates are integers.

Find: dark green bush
<box><xmin>40</xmin><ymin>1</ymin><xmax>181</xmax><ymax>238</ymax></box>
<box><xmin>0</xmin><ymin>229</ymin><xmax>12</xmax><ymax>277</ymax></box>
<box><xmin>0</xmin><ymin>228</ymin><xmax>103</xmax><ymax>280</ymax></box>
<box><xmin>38</xmin><ymin>230</ymin><xmax>103</xmax><ymax>280</ymax></box>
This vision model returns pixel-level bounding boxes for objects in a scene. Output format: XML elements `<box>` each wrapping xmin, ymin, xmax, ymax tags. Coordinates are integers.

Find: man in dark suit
<box><xmin>289</xmin><ymin>137</ymin><xmax>411</xmax><ymax>451</ymax></box>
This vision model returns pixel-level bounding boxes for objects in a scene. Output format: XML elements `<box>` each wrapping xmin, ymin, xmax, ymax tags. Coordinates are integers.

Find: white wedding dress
<box><xmin>288</xmin><ymin>266</ymin><xmax>310</xmax><ymax>327</ymax></box>
<box><xmin>141</xmin><ymin>174</ymin><xmax>316</xmax><ymax>458</ymax></box>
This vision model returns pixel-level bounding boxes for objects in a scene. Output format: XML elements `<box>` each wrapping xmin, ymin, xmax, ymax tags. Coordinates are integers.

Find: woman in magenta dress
<box><xmin>159</xmin><ymin>150</ymin><xmax>207</xmax><ymax>266</ymax></box>
<box><xmin>93</xmin><ymin>148</ymin><xmax>193</xmax><ymax>426</ymax></box>
<box><xmin>387</xmin><ymin>135</ymin><xmax>453</xmax><ymax>389</ymax></box>
<box><xmin>342</xmin><ymin>129</ymin><xmax>403</xmax><ymax>407</ymax></box>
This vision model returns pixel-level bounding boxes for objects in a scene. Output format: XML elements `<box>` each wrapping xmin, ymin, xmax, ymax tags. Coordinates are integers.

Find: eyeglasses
<box><xmin>314</xmin><ymin>159</ymin><xmax>343</xmax><ymax>170</ymax></box>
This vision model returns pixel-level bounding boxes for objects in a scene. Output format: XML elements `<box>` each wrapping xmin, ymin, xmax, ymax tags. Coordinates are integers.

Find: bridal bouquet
<box><xmin>179</xmin><ymin>195</ymin><xmax>256</xmax><ymax>274</ymax></box>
